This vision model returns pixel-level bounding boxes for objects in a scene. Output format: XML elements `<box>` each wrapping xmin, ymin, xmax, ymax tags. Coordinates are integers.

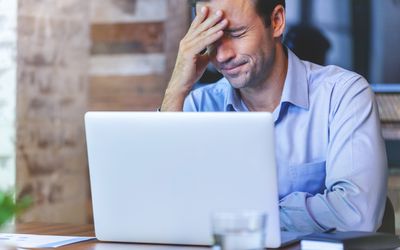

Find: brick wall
<box><xmin>16</xmin><ymin>0</ymin><xmax>91</xmax><ymax>224</ymax></box>
<box><xmin>15</xmin><ymin>0</ymin><xmax>190</xmax><ymax>223</ymax></box>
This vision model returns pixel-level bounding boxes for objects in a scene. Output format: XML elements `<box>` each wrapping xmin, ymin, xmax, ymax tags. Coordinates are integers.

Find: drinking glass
<box><xmin>211</xmin><ymin>211</ymin><xmax>267</xmax><ymax>250</ymax></box>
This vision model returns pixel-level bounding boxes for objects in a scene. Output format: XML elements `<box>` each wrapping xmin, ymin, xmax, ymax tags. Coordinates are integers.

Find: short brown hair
<box><xmin>190</xmin><ymin>0</ymin><xmax>286</xmax><ymax>27</ymax></box>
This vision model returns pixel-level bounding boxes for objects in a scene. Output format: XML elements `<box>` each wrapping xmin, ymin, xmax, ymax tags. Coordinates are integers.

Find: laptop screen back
<box><xmin>85</xmin><ymin>112</ymin><xmax>281</xmax><ymax>248</ymax></box>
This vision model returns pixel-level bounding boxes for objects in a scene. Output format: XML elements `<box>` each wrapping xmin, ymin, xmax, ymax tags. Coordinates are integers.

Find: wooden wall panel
<box><xmin>90</xmin><ymin>0</ymin><xmax>167</xmax><ymax>24</ymax></box>
<box><xmin>165</xmin><ymin>0</ymin><xmax>191</xmax><ymax>80</ymax></box>
<box><xmin>89</xmin><ymin>75</ymin><xmax>164</xmax><ymax>111</ymax></box>
<box><xmin>91</xmin><ymin>22</ymin><xmax>164</xmax><ymax>54</ymax></box>
<box><xmin>88</xmin><ymin>0</ymin><xmax>190</xmax><ymax>112</ymax></box>
<box><xmin>92</xmin><ymin>22</ymin><xmax>163</xmax><ymax>43</ymax></box>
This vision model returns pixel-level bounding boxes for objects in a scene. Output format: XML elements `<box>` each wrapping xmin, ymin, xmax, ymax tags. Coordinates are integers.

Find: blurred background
<box><xmin>0</xmin><ymin>0</ymin><xmax>400</xmax><ymax>232</ymax></box>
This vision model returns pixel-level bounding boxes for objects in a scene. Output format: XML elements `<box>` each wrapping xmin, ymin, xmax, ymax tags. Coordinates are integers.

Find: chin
<box><xmin>225</xmin><ymin>75</ymin><xmax>249</xmax><ymax>89</ymax></box>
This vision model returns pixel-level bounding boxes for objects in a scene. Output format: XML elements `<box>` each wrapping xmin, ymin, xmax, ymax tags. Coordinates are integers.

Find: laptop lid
<box><xmin>85</xmin><ymin>112</ymin><xmax>282</xmax><ymax>248</ymax></box>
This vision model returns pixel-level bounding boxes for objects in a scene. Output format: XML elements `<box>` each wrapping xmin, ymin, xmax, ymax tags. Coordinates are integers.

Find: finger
<box><xmin>189</xmin><ymin>6</ymin><xmax>208</xmax><ymax>30</ymax></box>
<box><xmin>186</xmin><ymin>15</ymin><xmax>226</xmax><ymax>43</ymax></box>
<box><xmin>183</xmin><ymin>16</ymin><xmax>226</xmax><ymax>49</ymax></box>
<box><xmin>191</xmin><ymin>10</ymin><xmax>224</xmax><ymax>38</ymax></box>
<box><xmin>187</xmin><ymin>19</ymin><xmax>227</xmax><ymax>52</ymax></box>
<box><xmin>201</xmin><ymin>19</ymin><xmax>228</xmax><ymax>40</ymax></box>
<box><xmin>187</xmin><ymin>30</ymin><xmax>224</xmax><ymax>55</ymax></box>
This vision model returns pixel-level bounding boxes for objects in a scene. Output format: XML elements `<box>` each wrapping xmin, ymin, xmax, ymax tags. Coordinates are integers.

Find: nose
<box><xmin>213</xmin><ymin>37</ymin><xmax>235</xmax><ymax>64</ymax></box>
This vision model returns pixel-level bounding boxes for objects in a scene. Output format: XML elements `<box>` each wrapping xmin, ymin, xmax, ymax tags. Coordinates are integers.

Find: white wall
<box><xmin>0</xmin><ymin>0</ymin><xmax>17</xmax><ymax>191</ymax></box>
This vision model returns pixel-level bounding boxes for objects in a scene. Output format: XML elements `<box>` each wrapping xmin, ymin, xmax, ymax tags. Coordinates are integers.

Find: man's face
<box><xmin>198</xmin><ymin>0</ymin><xmax>276</xmax><ymax>89</ymax></box>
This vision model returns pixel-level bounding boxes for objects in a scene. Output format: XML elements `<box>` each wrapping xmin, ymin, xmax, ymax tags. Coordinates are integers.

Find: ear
<box><xmin>271</xmin><ymin>5</ymin><xmax>286</xmax><ymax>38</ymax></box>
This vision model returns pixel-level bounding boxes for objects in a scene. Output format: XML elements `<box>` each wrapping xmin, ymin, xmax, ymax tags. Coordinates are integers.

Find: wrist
<box><xmin>165</xmin><ymin>86</ymin><xmax>191</xmax><ymax>98</ymax></box>
<box><xmin>161</xmin><ymin>88</ymin><xmax>190</xmax><ymax>112</ymax></box>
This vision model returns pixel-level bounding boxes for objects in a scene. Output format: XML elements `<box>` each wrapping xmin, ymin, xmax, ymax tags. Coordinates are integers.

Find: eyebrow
<box><xmin>224</xmin><ymin>26</ymin><xmax>248</xmax><ymax>33</ymax></box>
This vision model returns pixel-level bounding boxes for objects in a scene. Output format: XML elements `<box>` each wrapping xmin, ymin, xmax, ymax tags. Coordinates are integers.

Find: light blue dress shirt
<box><xmin>183</xmin><ymin>50</ymin><xmax>388</xmax><ymax>232</ymax></box>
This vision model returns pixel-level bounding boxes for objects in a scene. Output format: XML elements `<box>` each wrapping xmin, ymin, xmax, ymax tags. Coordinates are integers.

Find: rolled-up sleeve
<box><xmin>279</xmin><ymin>76</ymin><xmax>388</xmax><ymax>232</ymax></box>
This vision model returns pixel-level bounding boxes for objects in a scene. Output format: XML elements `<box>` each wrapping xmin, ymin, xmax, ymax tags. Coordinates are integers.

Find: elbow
<box><xmin>333</xmin><ymin>195</ymin><xmax>386</xmax><ymax>233</ymax></box>
<box><xmin>338</xmin><ymin>217</ymin><xmax>378</xmax><ymax>232</ymax></box>
<box><xmin>319</xmin><ymin>185</ymin><xmax>386</xmax><ymax>232</ymax></box>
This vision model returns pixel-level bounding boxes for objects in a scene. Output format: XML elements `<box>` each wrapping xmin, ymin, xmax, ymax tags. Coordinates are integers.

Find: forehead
<box><xmin>196</xmin><ymin>0</ymin><xmax>258</xmax><ymax>27</ymax></box>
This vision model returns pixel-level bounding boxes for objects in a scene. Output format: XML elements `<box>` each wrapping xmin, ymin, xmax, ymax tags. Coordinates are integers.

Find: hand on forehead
<box><xmin>195</xmin><ymin>0</ymin><xmax>256</xmax><ymax>27</ymax></box>
<box><xmin>195</xmin><ymin>1</ymin><xmax>221</xmax><ymax>17</ymax></box>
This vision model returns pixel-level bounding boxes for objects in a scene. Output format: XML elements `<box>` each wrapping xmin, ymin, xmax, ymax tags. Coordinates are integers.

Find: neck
<box><xmin>240</xmin><ymin>44</ymin><xmax>288</xmax><ymax>112</ymax></box>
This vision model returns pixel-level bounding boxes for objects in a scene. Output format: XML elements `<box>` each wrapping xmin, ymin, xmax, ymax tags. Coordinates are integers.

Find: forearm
<box><xmin>160</xmin><ymin>86</ymin><xmax>191</xmax><ymax>112</ymax></box>
<box><xmin>279</xmin><ymin>77</ymin><xmax>389</xmax><ymax>233</ymax></box>
<box><xmin>280</xmin><ymin>175</ymin><xmax>387</xmax><ymax>232</ymax></box>
<box><xmin>160</xmin><ymin>6</ymin><xmax>227</xmax><ymax>112</ymax></box>
<box><xmin>279</xmin><ymin>125</ymin><xmax>387</xmax><ymax>232</ymax></box>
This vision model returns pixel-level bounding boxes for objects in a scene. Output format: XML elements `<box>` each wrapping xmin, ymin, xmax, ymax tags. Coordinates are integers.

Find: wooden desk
<box><xmin>3</xmin><ymin>223</ymin><xmax>300</xmax><ymax>250</ymax></box>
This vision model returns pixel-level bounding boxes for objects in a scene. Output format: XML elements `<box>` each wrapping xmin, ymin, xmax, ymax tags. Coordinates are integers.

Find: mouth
<box><xmin>220</xmin><ymin>63</ymin><xmax>247</xmax><ymax>76</ymax></box>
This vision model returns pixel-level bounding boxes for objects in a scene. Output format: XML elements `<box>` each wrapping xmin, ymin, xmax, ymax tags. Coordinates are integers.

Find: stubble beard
<box><xmin>228</xmin><ymin>52</ymin><xmax>271</xmax><ymax>90</ymax></box>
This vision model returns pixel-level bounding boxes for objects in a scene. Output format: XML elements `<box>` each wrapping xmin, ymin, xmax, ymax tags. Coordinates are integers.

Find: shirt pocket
<box><xmin>290</xmin><ymin>161</ymin><xmax>326</xmax><ymax>194</ymax></box>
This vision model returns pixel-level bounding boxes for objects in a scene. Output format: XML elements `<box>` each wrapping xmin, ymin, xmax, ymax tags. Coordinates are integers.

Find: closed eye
<box><xmin>229</xmin><ymin>32</ymin><xmax>246</xmax><ymax>38</ymax></box>
<box><xmin>224</xmin><ymin>26</ymin><xmax>248</xmax><ymax>39</ymax></box>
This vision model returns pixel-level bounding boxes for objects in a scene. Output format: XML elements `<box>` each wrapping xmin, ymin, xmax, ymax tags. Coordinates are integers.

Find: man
<box><xmin>161</xmin><ymin>0</ymin><xmax>387</xmax><ymax>232</ymax></box>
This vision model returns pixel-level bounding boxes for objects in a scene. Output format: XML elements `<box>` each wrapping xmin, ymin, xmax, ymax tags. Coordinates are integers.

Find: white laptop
<box><xmin>85</xmin><ymin>112</ymin><xmax>303</xmax><ymax>248</ymax></box>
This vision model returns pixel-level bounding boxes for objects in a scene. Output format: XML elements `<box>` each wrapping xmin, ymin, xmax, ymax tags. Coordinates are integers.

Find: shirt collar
<box><xmin>225</xmin><ymin>84</ymin><xmax>248</xmax><ymax>111</ymax></box>
<box><xmin>280</xmin><ymin>49</ymin><xmax>310</xmax><ymax>110</ymax></box>
<box><xmin>223</xmin><ymin>48</ymin><xmax>309</xmax><ymax>112</ymax></box>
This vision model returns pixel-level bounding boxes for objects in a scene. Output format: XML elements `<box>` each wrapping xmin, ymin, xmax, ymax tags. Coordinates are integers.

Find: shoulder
<box><xmin>301</xmin><ymin>61</ymin><xmax>376</xmax><ymax>119</ymax></box>
<box><xmin>304</xmin><ymin>61</ymin><xmax>369</xmax><ymax>92</ymax></box>
<box><xmin>304</xmin><ymin>62</ymin><xmax>373</xmax><ymax>105</ymax></box>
